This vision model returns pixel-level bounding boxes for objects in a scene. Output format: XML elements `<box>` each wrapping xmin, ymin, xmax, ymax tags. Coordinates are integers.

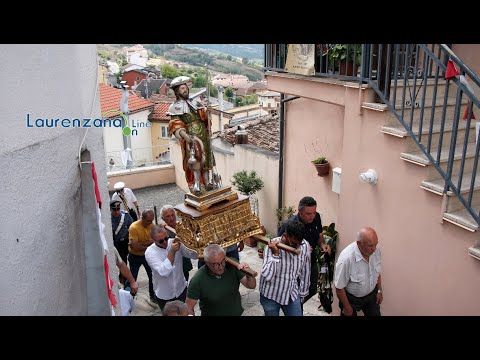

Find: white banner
<box><xmin>285</xmin><ymin>44</ymin><xmax>315</xmax><ymax>76</ymax></box>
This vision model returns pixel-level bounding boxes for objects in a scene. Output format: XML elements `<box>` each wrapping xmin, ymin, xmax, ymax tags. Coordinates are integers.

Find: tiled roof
<box><xmin>257</xmin><ymin>90</ymin><xmax>281</xmax><ymax>97</ymax></box>
<box><xmin>216</xmin><ymin>115</ymin><xmax>279</xmax><ymax>153</ymax></box>
<box><xmin>99</xmin><ymin>83</ymin><xmax>154</xmax><ymax>118</ymax></box>
<box><xmin>135</xmin><ymin>78</ymin><xmax>168</xmax><ymax>98</ymax></box>
<box><xmin>149</xmin><ymin>101</ymin><xmax>173</xmax><ymax>121</ymax></box>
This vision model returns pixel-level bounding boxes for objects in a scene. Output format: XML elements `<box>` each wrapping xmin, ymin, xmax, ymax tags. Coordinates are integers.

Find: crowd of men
<box><xmin>110</xmin><ymin>182</ymin><xmax>383</xmax><ymax>316</ymax></box>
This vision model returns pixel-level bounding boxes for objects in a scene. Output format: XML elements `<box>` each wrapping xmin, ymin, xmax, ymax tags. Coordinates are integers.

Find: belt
<box><xmin>346</xmin><ymin>286</ymin><xmax>378</xmax><ymax>300</ymax></box>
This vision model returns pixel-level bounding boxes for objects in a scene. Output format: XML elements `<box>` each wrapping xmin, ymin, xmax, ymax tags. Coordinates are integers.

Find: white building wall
<box><xmin>129</xmin><ymin>110</ymin><xmax>153</xmax><ymax>165</ymax></box>
<box><xmin>0</xmin><ymin>44</ymin><xmax>116</xmax><ymax>315</ymax></box>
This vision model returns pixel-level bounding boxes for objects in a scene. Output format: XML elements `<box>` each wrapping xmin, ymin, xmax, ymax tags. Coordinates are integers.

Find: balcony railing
<box><xmin>106</xmin><ymin>144</ymin><xmax>171</xmax><ymax>172</ymax></box>
<box><xmin>264</xmin><ymin>44</ymin><xmax>363</xmax><ymax>81</ymax></box>
<box><xmin>265</xmin><ymin>43</ymin><xmax>480</xmax><ymax>227</ymax></box>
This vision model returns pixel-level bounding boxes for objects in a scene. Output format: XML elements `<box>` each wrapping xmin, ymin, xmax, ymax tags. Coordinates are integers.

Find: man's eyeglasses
<box><xmin>156</xmin><ymin>237</ymin><xmax>168</xmax><ymax>244</ymax></box>
<box><xmin>207</xmin><ymin>259</ymin><xmax>226</xmax><ymax>268</ymax></box>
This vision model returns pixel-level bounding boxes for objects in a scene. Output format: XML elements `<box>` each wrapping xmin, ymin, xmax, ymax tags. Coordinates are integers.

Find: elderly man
<box><xmin>260</xmin><ymin>218</ymin><xmax>311</xmax><ymax>316</ymax></box>
<box><xmin>145</xmin><ymin>225</ymin><xmax>198</xmax><ymax>311</ymax></box>
<box><xmin>334</xmin><ymin>227</ymin><xmax>382</xmax><ymax>316</ymax></box>
<box><xmin>127</xmin><ymin>209</ymin><xmax>155</xmax><ymax>304</ymax></box>
<box><xmin>277</xmin><ymin>196</ymin><xmax>326</xmax><ymax>304</ymax></box>
<box><xmin>161</xmin><ymin>205</ymin><xmax>193</xmax><ymax>281</ymax></box>
<box><xmin>186</xmin><ymin>244</ymin><xmax>256</xmax><ymax>316</ymax></box>
<box><xmin>163</xmin><ymin>300</ymin><xmax>190</xmax><ymax>316</ymax></box>
<box><xmin>111</xmin><ymin>181</ymin><xmax>140</xmax><ymax>221</ymax></box>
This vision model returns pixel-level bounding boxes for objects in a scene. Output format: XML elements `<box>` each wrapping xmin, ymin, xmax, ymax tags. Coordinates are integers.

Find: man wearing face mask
<box><xmin>144</xmin><ymin>225</ymin><xmax>198</xmax><ymax>311</ymax></box>
<box><xmin>334</xmin><ymin>227</ymin><xmax>382</xmax><ymax>316</ymax></box>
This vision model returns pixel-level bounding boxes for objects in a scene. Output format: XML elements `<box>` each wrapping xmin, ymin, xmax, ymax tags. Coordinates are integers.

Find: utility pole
<box><xmin>120</xmin><ymin>81</ymin><xmax>133</xmax><ymax>169</ymax></box>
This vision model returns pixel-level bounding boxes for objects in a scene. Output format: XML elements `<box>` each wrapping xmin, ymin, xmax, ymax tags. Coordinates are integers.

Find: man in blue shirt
<box><xmin>110</xmin><ymin>200</ymin><xmax>133</xmax><ymax>265</ymax></box>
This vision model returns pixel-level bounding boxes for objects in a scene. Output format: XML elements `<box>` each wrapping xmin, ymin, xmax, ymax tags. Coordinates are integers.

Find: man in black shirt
<box><xmin>278</xmin><ymin>196</ymin><xmax>326</xmax><ymax>305</ymax></box>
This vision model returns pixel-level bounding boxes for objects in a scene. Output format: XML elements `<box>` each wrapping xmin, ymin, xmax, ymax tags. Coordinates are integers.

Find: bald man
<box><xmin>334</xmin><ymin>227</ymin><xmax>382</xmax><ymax>316</ymax></box>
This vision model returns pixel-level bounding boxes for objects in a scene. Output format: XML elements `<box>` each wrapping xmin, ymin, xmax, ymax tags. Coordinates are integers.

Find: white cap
<box><xmin>114</xmin><ymin>181</ymin><xmax>125</xmax><ymax>190</ymax></box>
<box><xmin>170</xmin><ymin>76</ymin><xmax>191</xmax><ymax>88</ymax></box>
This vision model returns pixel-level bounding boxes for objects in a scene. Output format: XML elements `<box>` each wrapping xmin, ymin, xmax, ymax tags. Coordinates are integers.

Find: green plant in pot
<box><xmin>311</xmin><ymin>156</ymin><xmax>329</xmax><ymax>177</ymax></box>
<box><xmin>231</xmin><ymin>170</ymin><xmax>264</xmax><ymax>216</ymax></box>
<box><xmin>327</xmin><ymin>44</ymin><xmax>361</xmax><ymax>76</ymax></box>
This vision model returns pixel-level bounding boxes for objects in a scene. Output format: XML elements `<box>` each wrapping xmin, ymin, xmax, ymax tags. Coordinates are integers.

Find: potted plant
<box><xmin>327</xmin><ymin>44</ymin><xmax>361</xmax><ymax>76</ymax></box>
<box><xmin>311</xmin><ymin>156</ymin><xmax>329</xmax><ymax>177</ymax></box>
<box><xmin>231</xmin><ymin>170</ymin><xmax>264</xmax><ymax>216</ymax></box>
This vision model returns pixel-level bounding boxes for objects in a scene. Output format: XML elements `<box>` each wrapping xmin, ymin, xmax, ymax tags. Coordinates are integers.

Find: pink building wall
<box><xmin>267</xmin><ymin>73</ymin><xmax>480</xmax><ymax>315</ymax></box>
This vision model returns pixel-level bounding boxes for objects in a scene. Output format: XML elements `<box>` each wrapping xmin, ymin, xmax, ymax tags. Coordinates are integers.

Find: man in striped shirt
<box><xmin>259</xmin><ymin>218</ymin><xmax>311</xmax><ymax>316</ymax></box>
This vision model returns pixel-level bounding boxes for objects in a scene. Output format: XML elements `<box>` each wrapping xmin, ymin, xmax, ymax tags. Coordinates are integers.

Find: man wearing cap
<box><xmin>111</xmin><ymin>181</ymin><xmax>140</xmax><ymax>221</ymax></box>
<box><xmin>110</xmin><ymin>200</ymin><xmax>133</xmax><ymax>265</ymax></box>
<box><xmin>166</xmin><ymin>76</ymin><xmax>219</xmax><ymax>194</ymax></box>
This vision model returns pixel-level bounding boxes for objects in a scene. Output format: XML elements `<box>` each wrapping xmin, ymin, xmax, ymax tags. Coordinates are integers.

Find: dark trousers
<box><xmin>339</xmin><ymin>288</ymin><xmax>381</xmax><ymax>316</ymax></box>
<box><xmin>127</xmin><ymin>253</ymin><xmax>155</xmax><ymax>299</ymax></box>
<box><xmin>301</xmin><ymin>260</ymin><xmax>319</xmax><ymax>307</ymax></box>
<box><xmin>197</xmin><ymin>247</ymin><xmax>240</xmax><ymax>269</ymax></box>
<box><xmin>114</xmin><ymin>239</ymin><xmax>129</xmax><ymax>265</ymax></box>
<box><xmin>155</xmin><ymin>287</ymin><xmax>187</xmax><ymax>311</ymax></box>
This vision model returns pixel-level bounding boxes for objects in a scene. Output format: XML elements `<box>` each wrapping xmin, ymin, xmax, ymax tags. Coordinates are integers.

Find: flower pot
<box><xmin>314</xmin><ymin>162</ymin><xmax>329</xmax><ymax>177</ymax></box>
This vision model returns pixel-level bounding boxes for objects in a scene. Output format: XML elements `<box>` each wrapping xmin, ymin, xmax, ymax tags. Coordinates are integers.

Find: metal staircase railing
<box><xmin>364</xmin><ymin>44</ymin><xmax>480</xmax><ymax>227</ymax></box>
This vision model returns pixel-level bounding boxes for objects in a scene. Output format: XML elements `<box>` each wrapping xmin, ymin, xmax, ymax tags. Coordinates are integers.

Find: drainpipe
<box><xmin>278</xmin><ymin>94</ymin><xmax>300</xmax><ymax>211</ymax></box>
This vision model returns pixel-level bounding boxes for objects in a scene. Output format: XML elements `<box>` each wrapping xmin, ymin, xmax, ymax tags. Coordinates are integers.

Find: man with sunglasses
<box><xmin>145</xmin><ymin>225</ymin><xmax>198</xmax><ymax>311</ymax></box>
<box><xmin>260</xmin><ymin>218</ymin><xmax>311</xmax><ymax>316</ymax></box>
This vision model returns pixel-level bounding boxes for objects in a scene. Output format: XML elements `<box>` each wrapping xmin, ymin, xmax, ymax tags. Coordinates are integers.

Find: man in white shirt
<box><xmin>334</xmin><ymin>227</ymin><xmax>382</xmax><ymax>316</ymax></box>
<box><xmin>145</xmin><ymin>225</ymin><xmax>198</xmax><ymax>311</ymax></box>
<box><xmin>111</xmin><ymin>181</ymin><xmax>140</xmax><ymax>221</ymax></box>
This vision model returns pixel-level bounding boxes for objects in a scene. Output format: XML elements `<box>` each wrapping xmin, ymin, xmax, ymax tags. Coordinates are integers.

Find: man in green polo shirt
<box><xmin>186</xmin><ymin>244</ymin><xmax>256</xmax><ymax>316</ymax></box>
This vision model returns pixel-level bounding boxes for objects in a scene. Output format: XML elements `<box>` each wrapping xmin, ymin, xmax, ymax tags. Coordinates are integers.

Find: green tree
<box><xmin>161</xmin><ymin>64</ymin><xmax>180</xmax><ymax>79</ymax></box>
<box><xmin>209</xmin><ymin>86</ymin><xmax>218</xmax><ymax>97</ymax></box>
<box><xmin>117</xmin><ymin>54</ymin><xmax>127</xmax><ymax>67</ymax></box>
<box><xmin>192</xmin><ymin>74</ymin><xmax>207</xmax><ymax>88</ymax></box>
<box><xmin>226</xmin><ymin>55</ymin><xmax>232</xmax><ymax>61</ymax></box>
<box><xmin>242</xmin><ymin>57</ymin><xmax>249</xmax><ymax>65</ymax></box>
<box><xmin>231</xmin><ymin>170</ymin><xmax>264</xmax><ymax>196</ymax></box>
<box><xmin>224</xmin><ymin>86</ymin><xmax>234</xmax><ymax>99</ymax></box>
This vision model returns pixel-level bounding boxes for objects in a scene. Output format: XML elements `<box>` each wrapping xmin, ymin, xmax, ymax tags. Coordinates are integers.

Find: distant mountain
<box><xmin>181</xmin><ymin>44</ymin><xmax>263</xmax><ymax>60</ymax></box>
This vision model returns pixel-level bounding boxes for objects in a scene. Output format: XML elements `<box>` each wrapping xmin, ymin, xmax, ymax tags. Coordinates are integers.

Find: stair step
<box><xmin>362</xmin><ymin>102</ymin><xmax>388</xmax><ymax>112</ymax></box>
<box><xmin>381</xmin><ymin>120</ymin><xmax>475</xmax><ymax>138</ymax></box>
<box><xmin>400</xmin><ymin>142</ymin><xmax>478</xmax><ymax>166</ymax></box>
<box><xmin>443</xmin><ymin>206</ymin><xmax>480</xmax><ymax>232</ymax></box>
<box><xmin>421</xmin><ymin>172</ymin><xmax>480</xmax><ymax>195</ymax></box>
<box><xmin>468</xmin><ymin>247</ymin><xmax>480</xmax><ymax>260</ymax></box>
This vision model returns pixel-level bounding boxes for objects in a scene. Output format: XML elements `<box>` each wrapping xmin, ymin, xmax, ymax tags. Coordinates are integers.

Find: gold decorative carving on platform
<box><xmin>175</xmin><ymin>196</ymin><xmax>263</xmax><ymax>257</ymax></box>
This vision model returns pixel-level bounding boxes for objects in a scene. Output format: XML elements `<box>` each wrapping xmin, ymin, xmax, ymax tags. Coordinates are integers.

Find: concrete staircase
<box><xmin>362</xmin><ymin>77</ymin><xmax>480</xmax><ymax>258</ymax></box>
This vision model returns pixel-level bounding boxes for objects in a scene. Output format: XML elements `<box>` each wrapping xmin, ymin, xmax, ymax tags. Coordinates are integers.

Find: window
<box><xmin>161</xmin><ymin>126</ymin><xmax>169</xmax><ymax>138</ymax></box>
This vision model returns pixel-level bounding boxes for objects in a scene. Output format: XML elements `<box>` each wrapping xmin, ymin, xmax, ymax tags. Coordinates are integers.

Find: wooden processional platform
<box><xmin>174</xmin><ymin>186</ymin><xmax>264</xmax><ymax>258</ymax></box>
